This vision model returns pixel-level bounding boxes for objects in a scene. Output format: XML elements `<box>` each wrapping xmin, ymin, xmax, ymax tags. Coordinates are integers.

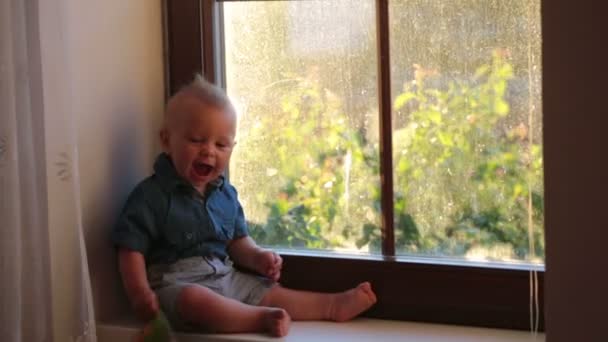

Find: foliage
<box><xmin>240</xmin><ymin>77</ymin><xmax>380</xmax><ymax>249</ymax></box>
<box><xmin>242</xmin><ymin>51</ymin><xmax>544</xmax><ymax>262</ymax></box>
<box><xmin>386</xmin><ymin>49</ymin><xmax>544</xmax><ymax>260</ymax></box>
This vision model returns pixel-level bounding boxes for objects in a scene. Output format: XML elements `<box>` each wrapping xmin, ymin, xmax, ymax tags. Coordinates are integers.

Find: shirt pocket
<box><xmin>166</xmin><ymin>228</ymin><xmax>199</xmax><ymax>248</ymax></box>
<box><xmin>208</xmin><ymin>200</ymin><xmax>236</xmax><ymax>240</ymax></box>
<box><xmin>164</xmin><ymin>199</ymin><xmax>203</xmax><ymax>249</ymax></box>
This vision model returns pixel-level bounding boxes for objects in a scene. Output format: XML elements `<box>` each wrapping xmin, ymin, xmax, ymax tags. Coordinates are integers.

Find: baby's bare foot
<box><xmin>264</xmin><ymin>308</ymin><xmax>291</xmax><ymax>337</ymax></box>
<box><xmin>330</xmin><ymin>282</ymin><xmax>377</xmax><ymax>322</ymax></box>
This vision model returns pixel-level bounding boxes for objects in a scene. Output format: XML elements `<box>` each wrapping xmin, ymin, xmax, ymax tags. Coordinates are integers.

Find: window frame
<box><xmin>162</xmin><ymin>0</ymin><xmax>545</xmax><ymax>331</ymax></box>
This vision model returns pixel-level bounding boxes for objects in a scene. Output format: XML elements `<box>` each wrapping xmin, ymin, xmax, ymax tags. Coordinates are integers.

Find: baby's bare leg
<box><xmin>259</xmin><ymin>282</ymin><xmax>377</xmax><ymax>322</ymax></box>
<box><xmin>177</xmin><ymin>285</ymin><xmax>290</xmax><ymax>337</ymax></box>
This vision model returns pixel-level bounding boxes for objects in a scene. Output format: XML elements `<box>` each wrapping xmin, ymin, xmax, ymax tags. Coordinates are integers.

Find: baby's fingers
<box><xmin>134</xmin><ymin>291</ymin><xmax>159</xmax><ymax>321</ymax></box>
<box><xmin>273</xmin><ymin>253</ymin><xmax>283</xmax><ymax>268</ymax></box>
<box><xmin>267</xmin><ymin>268</ymin><xmax>281</xmax><ymax>282</ymax></box>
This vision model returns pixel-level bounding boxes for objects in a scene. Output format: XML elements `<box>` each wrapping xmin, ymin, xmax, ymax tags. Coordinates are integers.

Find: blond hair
<box><xmin>170</xmin><ymin>74</ymin><xmax>236</xmax><ymax>115</ymax></box>
<box><xmin>163</xmin><ymin>75</ymin><xmax>237</xmax><ymax>131</ymax></box>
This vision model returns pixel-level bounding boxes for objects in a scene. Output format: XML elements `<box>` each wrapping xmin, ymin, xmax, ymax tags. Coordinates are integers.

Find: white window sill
<box><xmin>97</xmin><ymin>317</ymin><xmax>545</xmax><ymax>342</ymax></box>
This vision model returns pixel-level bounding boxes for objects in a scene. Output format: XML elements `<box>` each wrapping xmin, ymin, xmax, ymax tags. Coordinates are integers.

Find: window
<box><xmin>163</xmin><ymin>0</ymin><xmax>544</xmax><ymax>330</ymax></box>
<box><xmin>224</xmin><ymin>1</ymin><xmax>382</xmax><ymax>255</ymax></box>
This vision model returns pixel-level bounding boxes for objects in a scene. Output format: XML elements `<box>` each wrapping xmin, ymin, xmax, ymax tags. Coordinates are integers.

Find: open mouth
<box><xmin>193</xmin><ymin>162</ymin><xmax>214</xmax><ymax>178</ymax></box>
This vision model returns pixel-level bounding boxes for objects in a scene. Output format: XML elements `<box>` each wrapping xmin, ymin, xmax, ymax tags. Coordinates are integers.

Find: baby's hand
<box><xmin>131</xmin><ymin>288</ymin><xmax>160</xmax><ymax>321</ymax></box>
<box><xmin>255</xmin><ymin>249</ymin><xmax>283</xmax><ymax>281</ymax></box>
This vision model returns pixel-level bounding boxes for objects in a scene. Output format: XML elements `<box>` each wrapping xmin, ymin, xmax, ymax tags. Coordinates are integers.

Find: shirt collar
<box><xmin>153</xmin><ymin>153</ymin><xmax>225</xmax><ymax>193</ymax></box>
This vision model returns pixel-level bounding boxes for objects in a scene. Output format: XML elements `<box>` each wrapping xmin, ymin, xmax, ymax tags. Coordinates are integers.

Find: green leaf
<box><xmin>437</xmin><ymin>131</ymin><xmax>454</xmax><ymax>147</ymax></box>
<box><xmin>428</xmin><ymin>110</ymin><xmax>442</xmax><ymax>125</ymax></box>
<box><xmin>493</xmin><ymin>80</ymin><xmax>507</xmax><ymax>96</ymax></box>
<box><xmin>143</xmin><ymin>311</ymin><xmax>172</xmax><ymax>342</ymax></box>
<box><xmin>474</xmin><ymin>64</ymin><xmax>490</xmax><ymax>79</ymax></box>
<box><xmin>494</xmin><ymin>100</ymin><xmax>509</xmax><ymax>116</ymax></box>
<box><xmin>394</xmin><ymin>92</ymin><xmax>416</xmax><ymax>110</ymax></box>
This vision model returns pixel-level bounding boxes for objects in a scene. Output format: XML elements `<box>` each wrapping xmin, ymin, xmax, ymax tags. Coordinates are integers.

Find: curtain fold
<box><xmin>0</xmin><ymin>0</ymin><xmax>96</xmax><ymax>341</ymax></box>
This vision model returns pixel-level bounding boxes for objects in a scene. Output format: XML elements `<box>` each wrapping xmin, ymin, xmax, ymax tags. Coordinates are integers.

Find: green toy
<box><xmin>141</xmin><ymin>311</ymin><xmax>172</xmax><ymax>342</ymax></box>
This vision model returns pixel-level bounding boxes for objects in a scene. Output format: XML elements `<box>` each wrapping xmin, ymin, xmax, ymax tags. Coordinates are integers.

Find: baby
<box><xmin>112</xmin><ymin>76</ymin><xmax>377</xmax><ymax>337</ymax></box>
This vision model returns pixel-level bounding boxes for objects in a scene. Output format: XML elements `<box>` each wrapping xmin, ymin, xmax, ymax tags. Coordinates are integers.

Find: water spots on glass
<box><xmin>222</xmin><ymin>0</ymin><xmax>543</xmax><ymax>262</ymax></box>
<box><xmin>56</xmin><ymin>152</ymin><xmax>72</xmax><ymax>181</ymax></box>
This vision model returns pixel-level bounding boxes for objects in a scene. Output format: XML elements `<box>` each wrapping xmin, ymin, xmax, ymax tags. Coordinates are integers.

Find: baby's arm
<box><xmin>228</xmin><ymin>236</ymin><xmax>283</xmax><ymax>281</ymax></box>
<box><xmin>118</xmin><ymin>247</ymin><xmax>159</xmax><ymax>320</ymax></box>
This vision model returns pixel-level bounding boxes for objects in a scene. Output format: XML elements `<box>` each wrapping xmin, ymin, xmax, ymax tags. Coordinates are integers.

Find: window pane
<box><xmin>223</xmin><ymin>1</ymin><xmax>381</xmax><ymax>254</ymax></box>
<box><xmin>389</xmin><ymin>0</ymin><xmax>543</xmax><ymax>263</ymax></box>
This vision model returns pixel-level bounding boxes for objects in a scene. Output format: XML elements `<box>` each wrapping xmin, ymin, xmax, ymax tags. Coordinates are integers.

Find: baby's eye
<box><xmin>189</xmin><ymin>137</ymin><xmax>204</xmax><ymax>143</ymax></box>
<box><xmin>216</xmin><ymin>142</ymin><xmax>228</xmax><ymax>149</ymax></box>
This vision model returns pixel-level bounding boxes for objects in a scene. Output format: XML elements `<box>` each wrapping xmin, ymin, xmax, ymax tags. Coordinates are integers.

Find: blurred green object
<box><xmin>142</xmin><ymin>311</ymin><xmax>172</xmax><ymax>342</ymax></box>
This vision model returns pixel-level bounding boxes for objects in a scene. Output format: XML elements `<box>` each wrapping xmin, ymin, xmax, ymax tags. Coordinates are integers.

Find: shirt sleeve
<box><xmin>226</xmin><ymin>184</ymin><xmax>249</xmax><ymax>239</ymax></box>
<box><xmin>233</xmin><ymin>199</ymin><xmax>249</xmax><ymax>239</ymax></box>
<box><xmin>111</xmin><ymin>186</ymin><xmax>160</xmax><ymax>255</ymax></box>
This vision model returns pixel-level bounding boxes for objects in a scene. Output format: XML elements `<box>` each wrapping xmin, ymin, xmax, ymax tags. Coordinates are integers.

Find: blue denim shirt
<box><xmin>111</xmin><ymin>153</ymin><xmax>249</xmax><ymax>265</ymax></box>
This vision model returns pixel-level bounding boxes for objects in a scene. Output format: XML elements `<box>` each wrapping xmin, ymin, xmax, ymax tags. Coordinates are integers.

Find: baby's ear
<box><xmin>159</xmin><ymin>128</ymin><xmax>170</xmax><ymax>152</ymax></box>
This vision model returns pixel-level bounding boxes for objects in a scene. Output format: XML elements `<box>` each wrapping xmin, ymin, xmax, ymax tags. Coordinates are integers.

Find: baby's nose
<box><xmin>199</xmin><ymin>143</ymin><xmax>215</xmax><ymax>156</ymax></box>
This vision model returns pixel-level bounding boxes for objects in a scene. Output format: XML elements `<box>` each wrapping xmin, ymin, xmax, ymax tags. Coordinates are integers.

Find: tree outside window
<box><xmin>224</xmin><ymin>0</ymin><xmax>543</xmax><ymax>265</ymax></box>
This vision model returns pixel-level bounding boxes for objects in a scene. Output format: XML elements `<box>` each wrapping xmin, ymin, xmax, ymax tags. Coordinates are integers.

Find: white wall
<box><xmin>64</xmin><ymin>0</ymin><xmax>165</xmax><ymax>321</ymax></box>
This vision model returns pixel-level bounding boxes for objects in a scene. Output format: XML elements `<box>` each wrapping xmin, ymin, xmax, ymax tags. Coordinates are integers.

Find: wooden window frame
<box><xmin>162</xmin><ymin>0</ymin><xmax>545</xmax><ymax>331</ymax></box>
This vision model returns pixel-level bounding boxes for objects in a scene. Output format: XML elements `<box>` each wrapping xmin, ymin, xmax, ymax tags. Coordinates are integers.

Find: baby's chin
<box><xmin>188</xmin><ymin>172</ymin><xmax>221</xmax><ymax>192</ymax></box>
<box><xmin>186</xmin><ymin>173</ymin><xmax>209</xmax><ymax>190</ymax></box>
<box><xmin>189</xmin><ymin>181</ymin><xmax>211</xmax><ymax>194</ymax></box>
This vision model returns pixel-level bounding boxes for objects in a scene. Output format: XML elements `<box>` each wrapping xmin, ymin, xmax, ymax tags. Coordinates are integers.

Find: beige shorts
<box><xmin>147</xmin><ymin>256</ymin><xmax>274</xmax><ymax>331</ymax></box>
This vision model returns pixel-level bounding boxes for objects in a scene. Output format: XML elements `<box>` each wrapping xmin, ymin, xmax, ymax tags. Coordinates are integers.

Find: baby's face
<box><xmin>162</xmin><ymin>100</ymin><xmax>236</xmax><ymax>192</ymax></box>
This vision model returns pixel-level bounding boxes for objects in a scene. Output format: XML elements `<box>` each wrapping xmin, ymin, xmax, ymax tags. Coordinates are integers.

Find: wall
<box><xmin>543</xmin><ymin>2</ymin><xmax>608</xmax><ymax>342</ymax></box>
<box><xmin>64</xmin><ymin>0</ymin><xmax>165</xmax><ymax>321</ymax></box>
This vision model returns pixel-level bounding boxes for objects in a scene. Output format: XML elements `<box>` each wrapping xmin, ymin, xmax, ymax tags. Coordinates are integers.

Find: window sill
<box><xmin>97</xmin><ymin>317</ymin><xmax>544</xmax><ymax>342</ymax></box>
<box><xmin>276</xmin><ymin>253</ymin><xmax>544</xmax><ymax>330</ymax></box>
<box><xmin>274</xmin><ymin>249</ymin><xmax>545</xmax><ymax>271</ymax></box>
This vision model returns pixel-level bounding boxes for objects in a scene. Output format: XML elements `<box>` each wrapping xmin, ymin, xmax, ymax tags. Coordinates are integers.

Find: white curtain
<box><xmin>0</xmin><ymin>0</ymin><xmax>96</xmax><ymax>341</ymax></box>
